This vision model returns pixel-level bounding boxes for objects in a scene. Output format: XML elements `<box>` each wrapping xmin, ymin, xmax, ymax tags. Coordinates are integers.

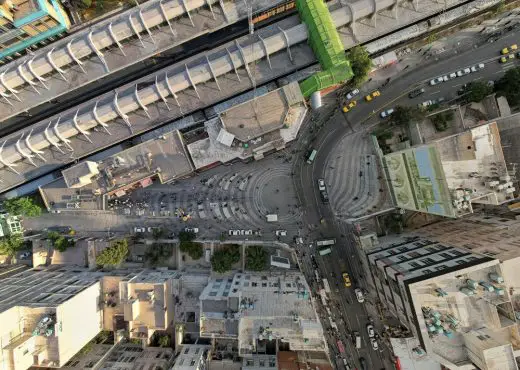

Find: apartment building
<box><xmin>199</xmin><ymin>272</ymin><xmax>325</xmax><ymax>356</ymax></box>
<box><xmin>384</xmin><ymin>121</ymin><xmax>514</xmax><ymax>218</ymax></box>
<box><xmin>0</xmin><ymin>265</ymin><xmax>105</xmax><ymax>370</ymax></box>
<box><xmin>172</xmin><ymin>344</ymin><xmax>210</xmax><ymax>370</ymax></box>
<box><xmin>363</xmin><ymin>229</ymin><xmax>520</xmax><ymax>370</ymax></box>
<box><xmin>0</xmin><ymin>0</ymin><xmax>70</xmax><ymax>61</ymax></box>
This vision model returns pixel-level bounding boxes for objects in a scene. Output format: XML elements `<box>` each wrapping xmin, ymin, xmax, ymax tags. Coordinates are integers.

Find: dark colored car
<box><xmin>408</xmin><ymin>88</ymin><xmax>425</xmax><ymax>98</ymax></box>
<box><xmin>359</xmin><ymin>357</ymin><xmax>367</xmax><ymax>370</ymax></box>
<box><xmin>320</xmin><ymin>191</ymin><xmax>329</xmax><ymax>204</ymax></box>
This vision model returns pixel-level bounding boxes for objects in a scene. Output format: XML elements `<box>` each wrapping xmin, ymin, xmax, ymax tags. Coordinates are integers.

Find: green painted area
<box><xmin>295</xmin><ymin>0</ymin><xmax>353</xmax><ymax>97</ymax></box>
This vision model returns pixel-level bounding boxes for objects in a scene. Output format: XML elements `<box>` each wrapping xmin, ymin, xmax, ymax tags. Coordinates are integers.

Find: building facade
<box><xmin>0</xmin><ymin>0</ymin><xmax>70</xmax><ymax>62</ymax></box>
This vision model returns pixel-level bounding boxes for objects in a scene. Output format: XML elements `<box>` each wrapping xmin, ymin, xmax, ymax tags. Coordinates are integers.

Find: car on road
<box><xmin>449</xmin><ymin>72</ymin><xmax>457</xmax><ymax>79</ymax></box>
<box><xmin>502</xmin><ymin>44</ymin><xmax>517</xmax><ymax>55</ymax></box>
<box><xmin>317</xmin><ymin>179</ymin><xmax>326</xmax><ymax>191</ymax></box>
<box><xmin>275</xmin><ymin>230</ymin><xmax>287</xmax><ymax>237</ymax></box>
<box><xmin>355</xmin><ymin>288</ymin><xmax>365</xmax><ymax>303</ymax></box>
<box><xmin>470</xmin><ymin>64</ymin><xmax>484</xmax><ymax>72</ymax></box>
<box><xmin>500</xmin><ymin>54</ymin><xmax>515</xmax><ymax>63</ymax></box>
<box><xmin>342</xmin><ymin>100</ymin><xmax>357</xmax><ymax>113</ymax></box>
<box><xmin>380</xmin><ymin>108</ymin><xmax>394</xmax><ymax>118</ymax></box>
<box><xmin>185</xmin><ymin>227</ymin><xmax>199</xmax><ymax>234</ymax></box>
<box><xmin>367</xmin><ymin>324</ymin><xmax>375</xmax><ymax>338</ymax></box>
<box><xmin>365</xmin><ymin>90</ymin><xmax>380</xmax><ymax>101</ymax></box>
<box><xmin>429</xmin><ymin>76</ymin><xmax>446</xmax><ymax>85</ymax></box>
<box><xmin>134</xmin><ymin>227</ymin><xmax>146</xmax><ymax>233</ymax></box>
<box><xmin>359</xmin><ymin>357</ymin><xmax>367</xmax><ymax>370</ymax></box>
<box><xmin>456</xmin><ymin>68</ymin><xmax>471</xmax><ymax>77</ymax></box>
<box><xmin>320</xmin><ymin>191</ymin><xmax>329</xmax><ymax>204</ymax></box>
<box><xmin>244</xmin><ymin>230</ymin><xmax>253</xmax><ymax>236</ymax></box>
<box><xmin>346</xmin><ymin>88</ymin><xmax>360</xmax><ymax>100</ymax></box>
<box><xmin>342</xmin><ymin>272</ymin><xmax>351</xmax><ymax>287</ymax></box>
<box><xmin>418</xmin><ymin>100</ymin><xmax>433</xmax><ymax>108</ymax></box>
<box><xmin>408</xmin><ymin>87</ymin><xmax>425</xmax><ymax>98</ymax></box>
<box><xmin>370</xmin><ymin>338</ymin><xmax>379</xmax><ymax>351</ymax></box>
<box><xmin>228</xmin><ymin>230</ymin><xmax>240</xmax><ymax>236</ymax></box>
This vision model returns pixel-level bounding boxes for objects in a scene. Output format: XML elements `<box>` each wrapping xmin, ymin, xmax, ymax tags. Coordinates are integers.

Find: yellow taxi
<box><xmin>500</xmin><ymin>54</ymin><xmax>515</xmax><ymax>63</ymax></box>
<box><xmin>502</xmin><ymin>44</ymin><xmax>518</xmax><ymax>55</ymax></box>
<box><xmin>342</xmin><ymin>272</ymin><xmax>352</xmax><ymax>287</ymax></box>
<box><xmin>342</xmin><ymin>100</ymin><xmax>357</xmax><ymax>113</ymax></box>
<box><xmin>365</xmin><ymin>90</ymin><xmax>381</xmax><ymax>102</ymax></box>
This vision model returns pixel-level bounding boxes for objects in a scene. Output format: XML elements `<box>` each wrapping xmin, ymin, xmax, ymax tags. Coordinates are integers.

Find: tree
<box><xmin>158</xmin><ymin>335</ymin><xmax>170</xmax><ymax>348</ymax></box>
<box><xmin>431</xmin><ymin>110</ymin><xmax>455</xmax><ymax>132</ymax></box>
<box><xmin>3</xmin><ymin>197</ymin><xmax>41</xmax><ymax>217</ymax></box>
<box><xmin>0</xmin><ymin>234</ymin><xmax>23</xmax><ymax>256</ymax></box>
<box><xmin>152</xmin><ymin>227</ymin><xmax>164</xmax><ymax>240</ymax></box>
<box><xmin>245</xmin><ymin>245</ymin><xmax>267</xmax><ymax>271</ymax></box>
<box><xmin>179</xmin><ymin>241</ymin><xmax>203</xmax><ymax>260</ymax></box>
<box><xmin>211</xmin><ymin>244</ymin><xmax>241</xmax><ymax>273</ymax></box>
<box><xmin>390</xmin><ymin>106</ymin><xmax>425</xmax><ymax>126</ymax></box>
<box><xmin>178</xmin><ymin>230</ymin><xmax>196</xmax><ymax>242</ymax></box>
<box><xmin>346</xmin><ymin>46</ymin><xmax>372</xmax><ymax>87</ymax></box>
<box><xmin>47</xmin><ymin>231</ymin><xmax>75</xmax><ymax>252</ymax></box>
<box><xmin>464</xmin><ymin>81</ymin><xmax>493</xmax><ymax>103</ymax></box>
<box><xmin>96</xmin><ymin>239</ymin><xmax>129</xmax><ymax>267</ymax></box>
<box><xmin>496</xmin><ymin>67</ymin><xmax>520</xmax><ymax>105</ymax></box>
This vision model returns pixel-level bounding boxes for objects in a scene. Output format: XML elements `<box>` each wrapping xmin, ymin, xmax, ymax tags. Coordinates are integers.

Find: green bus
<box><xmin>318</xmin><ymin>246</ymin><xmax>332</xmax><ymax>256</ymax></box>
<box><xmin>307</xmin><ymin>149</ymin><xmax>317</xmax><ymax>164</ymax></box>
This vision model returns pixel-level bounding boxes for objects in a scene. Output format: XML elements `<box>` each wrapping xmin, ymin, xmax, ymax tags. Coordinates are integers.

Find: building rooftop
<box><xmin>187</xmin><ymin>82</ymin><xmax>307</xmax><ymax>169</ymax></box>
<box><xmin>384</xmin><ymin>121</ymin><xmax>513</xmax><ymax>218</ymax></box>
<box><xmin>40</xmin><ymin>129</ymin><xmax>193</xmax><ymax>211</ymax></box>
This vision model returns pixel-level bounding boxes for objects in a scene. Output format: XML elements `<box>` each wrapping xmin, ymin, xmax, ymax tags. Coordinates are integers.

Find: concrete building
<box><xmin>39</xmin><ymin>129</ymin><xmax>193</xmax><ymax>212</ymax></box>
<box><xmin>364</xmin><ymin>233</ymin><xmax>519</xmax><ymax>370</ymax></box>
<box><xmin>187</xmin><ymin>82</ymin><xmax>307</xmax><ymax>169</ymax></box>
<box><xmin>199</xmin><ymin>271</ymin><xmax>325</xmax><ymax>356</ymax></box>
<box><xmin>172</xmin><ymin>344</ymin><xmax>210</xmax><ymax>370</ymax></box>
<box><xmin>384</xmin><ymin>121</ymin><xmax>514</xmax><ymax>218</ymax></box>
<box><xmin>0</xmin><ymin>0</ymin><xmax>70</xmax><ymax>62</ymax></box>
<box><xmin>0</xmin><ymin>265</ymin><xmax>105</xmax><ymax>369</ymax></box>
<box><xmin>0</xmin><ymin>212</ymin><xmax>22</xmax><ymax>236</ymax></box>
<box><xmin>60</xmin><ymin>342</ymin><xmax>175</xmax><ymax>369</ymax></box>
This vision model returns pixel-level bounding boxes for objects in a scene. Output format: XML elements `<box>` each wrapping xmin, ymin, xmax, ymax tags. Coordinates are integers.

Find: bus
<box><xmin>316</xmin><ymin>238</ymin><xmax>336</xmax><ymax>247</ymax></box>
<box><xmin>318</xmin><ymin>246</ymin><xmax>332</xmax><ymax>256</ymax></box>
<box><xmin>306</xmin><ymin>149</ymin><xmax>317</xmax><ymax>164</ymax></box>
<box><xmin>322</xmin><ymin>278</ymin><xmax>331</xmax><ymax>293</ymax></box>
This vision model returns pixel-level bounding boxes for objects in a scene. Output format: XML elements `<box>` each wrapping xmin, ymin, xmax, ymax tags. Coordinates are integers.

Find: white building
<box><xmin>172</xmin><ymin>344</ymin><xmax>210</xmax><ymax>370</ymax></box>
<box><xmin>199</xmin><ymin>272</ymin><xmax>325</xmax><ymax>356</ymax></box>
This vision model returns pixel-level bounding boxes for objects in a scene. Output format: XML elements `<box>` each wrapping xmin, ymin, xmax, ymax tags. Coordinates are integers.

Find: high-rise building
<box><xmin>383</xmin><ymin>121</ymin><xmax>515</xmax><ymax>218</ymax></box>
<box><xmin>0</xmin><ymin>0</ymin><xmax>70</xmax><ymax>62</ymax></box>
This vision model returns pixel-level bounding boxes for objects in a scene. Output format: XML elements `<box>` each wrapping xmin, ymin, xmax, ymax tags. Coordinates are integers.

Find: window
<box><xmin>184</xmin><ymin>348</ymin><xmax>190</xmax><ymax>354</ymax></box>
<box><xmin>195</xmin><ymin>348</ymin><xmax>200</xmax><ymax>354</ymax></box>
<box><xmin>439</xmin><ymin>253</ymin><xmax>452</xmax><ymax>259</ymax></box>
<box><xmin>397</xmin><ymin>256</ymin><xmax>407</xmax><ymax>261</ymax></box>
<box><xmin>409</xmin><ymin>262</ymin><xmax>421</xmax><ymax>268</ymax></box>
<box><xmin>482</xmin><ymin>250</ymin><xmax>498</xmax><ymax>257</ymax></box>
<box><xmin>190</xmin><ymin>361</ymin><xmax>196</xmax><ymax>366</ymax></box>
<box><xmin>209</xmin><ymin>291</ymin><xmax>217</xmax><ymax>296</ymax></box>
<box><xmin>246</xmin><ymin>359</ymin><xmax>254</xmax><ymax>366</ymax></box>
<box><xmin>259</xmin><ymin>360</ymin><xmax>265</xmax><ymax>367</ymax></box>
<box><xmin>434</xmin><ymin>265</ymin><xmax>448</xmax><ymax>271</ymax></box>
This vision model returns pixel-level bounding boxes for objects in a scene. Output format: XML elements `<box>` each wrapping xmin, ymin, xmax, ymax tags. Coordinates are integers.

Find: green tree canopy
<box><xmin>47</xmin><ymin>231</ymin><xmax>75</xmax><ymax>252</ymax></box>
<box><xmin>431</xmin><ymin>110</ymin><xmax>455</xmax><ymax>132</ymax></box>
<box><xmin>96</xmin><ymin>239</ymin><xmax>129</xmax><ymax>267</ymax></box>
<box><xmin>464</xmin><ymin>81</ymin><xmax>493</xmax><ymax>103</ymax></box>
<box><xmin>3</xmin><ymin>197</ymin><xmax>41</xmax><ymax>217</ymax></box>
<box><xmin>347</xmin><ymin>46</ymin><xmax>372</xmax><ymax>87</ymax></box>
<box><xmin>179</xmin><ymin>241</ymin><xmax>203</xmax><ymax>260</ymax></box>
<box><xmin>496</xmin><ymin>67</ymin><xmax>520</xmax><ymax>105</ymax></box>
<box><xmin>390</xmin><ymin>106</ymin><xmax>426</xmax><ymax>126</ymax></box>
<box><xmin>178</xmin><ymin>230</ymin><xmax>196</xmax><ymax>242</ymax></box>
<box><xmin>245</xmin><ymin>245</ymin><xmax>268</xmax><ymax>271</ymax></box>
<box><xmin>211</xmin><ymin>244</ymin><xmax>241</xmax><ymax>273</ymax></box>
<box><xmin>0</xmin><ymin>234</ymin><xmax>23</xmax><ymax>256</ymax></box>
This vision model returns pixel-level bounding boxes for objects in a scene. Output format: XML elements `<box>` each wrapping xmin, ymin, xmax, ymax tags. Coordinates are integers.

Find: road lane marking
<box><xmin>430</xmin><ymin>90</ymin><xmax>440</xmax><ymax>95</ymax></box>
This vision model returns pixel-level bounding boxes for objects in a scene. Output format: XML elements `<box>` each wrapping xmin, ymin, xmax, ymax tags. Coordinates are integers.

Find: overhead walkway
<box><xmin>0</xmin><ymin>0</ymin><xmax>495</xmax><ymax>192</ymax></box>
<box><xmin>0</xmin><ymin>0</ymin><xmax>285</xmax><ymax>123</ymax></box>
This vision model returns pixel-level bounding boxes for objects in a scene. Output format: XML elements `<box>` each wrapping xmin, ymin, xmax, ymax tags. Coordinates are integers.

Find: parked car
<box><xmin>19</xmin><ymin>251</ymin><xmax>31</xmax><ymax>259</ymax></box>
<box><xmin>228</xmin><ymin>230</ymin><xmax>240</xmax><ymax>236</ymax></box>
<box><xmin>320</xmin><ymin>191</ymin><xmax>329</xmax><ymax>204</ymax></box>
<box><xmin>408</xmin><ymin>88</ymin><xmax>425</xmax><ymax>98</ymax></box>
<box><xmin>185</xmin><ymin>227</ymin><xmax>199</xmax><ymax>234</ymax></box>
<box><xmin>366</xmin><ymin>324</ymin><xmax>375</xmax><ymax>338</ymax></box>
<box><xmin>134</xmin><ymin>227</ymin><xmax>146</xmax><ymax>233</ymax></box>
<box><xmin>355</xmin><ymin>288</ymin><xmax>365</xmax><ymax>303</ymax></box>
<box><xmin>429</xmin><ymin>76</ymin><xmax>445</xmax><ymax>85</ymax></box>
<box><xmin>244</xmin><ymin>230</ymin><xmax>253</xmax><ymax>235</ymax></box>
<box><xmin>380</xmin><ymin>108</ymin><xmax>394</xmax><ymax>118</ymax></box>
<box><xmin>342</xmin><ymin>100</ymin><xmax>357</xmax><ymax>113</ymax></box>
<box><xmin>317</xmin><ymin>179</ymin><xmax>326</xmax><ymax>191</ymax></box>
<box><xmin>418</xmin><ymin>100</ymin><xmax>433</xmax><ymax>108</ymax></box>
<box><xmin>371</xmin><ymin>338</ymin><xmax>379</xmax><ymax>351</ymax></box>
<box><xmin>275</xmin><ymin>230</ymin><xmax>287</xmax><ymax>236</ymax></box>
<box><xmin>346</xmin><ymin>88</ymin><xmax>360</xmax><ymax>100</ymax></box>
<box><xmin>449</xmin><ymin>72</ymin><xmax>457</xmax><ymax>79</ymax></box>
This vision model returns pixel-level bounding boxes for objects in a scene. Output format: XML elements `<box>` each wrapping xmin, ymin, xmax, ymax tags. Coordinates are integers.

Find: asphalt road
<box><xmin>292</xmin><ymin>28</ymin><xmax>520</xmax><ymax>370</ymax></box>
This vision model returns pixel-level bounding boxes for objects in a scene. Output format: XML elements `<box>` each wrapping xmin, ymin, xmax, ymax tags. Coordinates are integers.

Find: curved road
<box><xmin>292</xmin><ymin>28</ymin><xmax>520</xmax><ymax>370</ymax></box>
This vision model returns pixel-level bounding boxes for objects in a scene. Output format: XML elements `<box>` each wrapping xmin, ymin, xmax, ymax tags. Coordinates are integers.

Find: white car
<box><xmin>317</xmin><ymin>179</ymin><xmax>326</xmax><ymax>191</ymax></box>
<box><xmin>244</xmin><ymin>230</ymin><xmax>253</xmax><ymax>235</ymax></box>
<box><xmin>371</xmin><ymin>338</ymin><xmax>379</xmax><ymax>351</ymax></box>
<box><xmin>464</xmin><ymin>67</ymin><xmax>471</xmax><ymax>74</ymax></box>
<box><xmin>449</xmin><ymin>72</ymin><xmax>457</xmax><ymax>79</ymax></box>
<box><xmin>275</xmin><ymin>230</ymin><xmax>287</xmax><ymax>237</ymax></box>
<box><xmin>185</xmin><ymin>227</ymin><xmax>199</xmax><ymax>234</ymax></box>
<box><xmin>380</xmin><ymin>108</ymin><xmax>394</xmax><ymax>118</ymax></box>
<box><xmin>456</xmin><ymin>70</ymin><xmax>464</xmax><ymax>77</ymax></box>
<box><xmin>478</xmin><ymin>63</ymin><xmax>485</xmax><ymax>69</ymax></box>
<box><xmin>134</xmin><ymin>227</ymin><xmax>146</xmax><ymax>233</ymax></box>
<box><xmin>418</xmin><ymin>100</ymin><xmax>433</xmax><ymax>108</ymax></box>
<box><xmin>228</xmin><ymin>230</ymin><xmax>240</xmax><ymax>236</ymax></box>
<box><xmin>346</xmin><ymin>88</ymin><xmax>360</xmax><ymax>100</ymax></box>
<box><xmin>367</xmin><ymin>324</ymin><xmax>375</xmax><ymax>338</ymax></box>
<box><xmin>355</xmin><ymin>288</ymin><xmax>365</xmax><ymax>303</ymax></box>
<box><xmin>470</xmin><ymin>65</ymin><xmax>478</xmax><ymax>72</ymax></box>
